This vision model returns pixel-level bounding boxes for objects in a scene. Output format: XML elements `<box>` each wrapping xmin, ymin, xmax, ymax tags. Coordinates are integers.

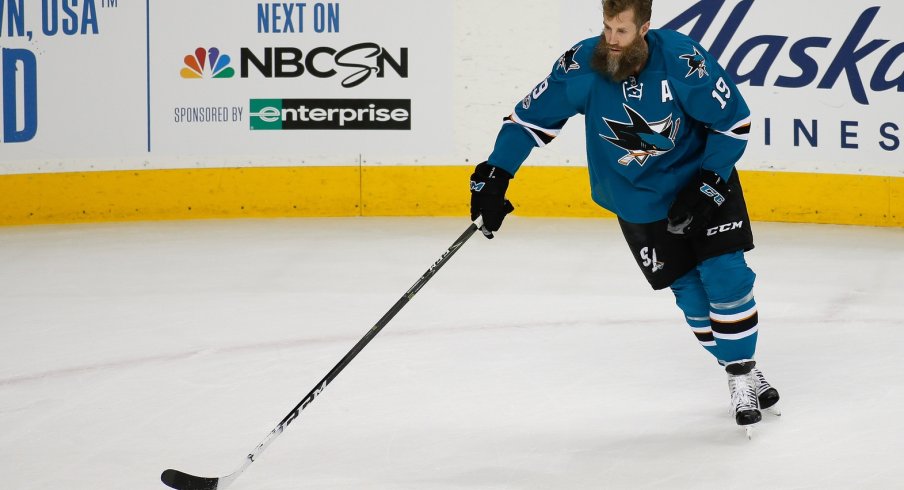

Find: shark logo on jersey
<box><xmin>557</xmin><ymin>45</ymin><xmax>582</xmax><ymax>73</ymax></box>
<box><xmin>680</xmin><ymin>47</ymin><xmax>708</xmax><ymax>79</ymax></box>
<box><xmin>601</xmin><ymin>105</ymin><xmax>681</xmax><ymax>166</ymax></box>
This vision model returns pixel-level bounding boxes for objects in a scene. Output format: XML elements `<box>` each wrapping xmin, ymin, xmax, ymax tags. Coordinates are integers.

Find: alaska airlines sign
<box><xmin>663</xmin><ymin>0</ymin><xmax>903</xmax><ymax>105</ymax></box>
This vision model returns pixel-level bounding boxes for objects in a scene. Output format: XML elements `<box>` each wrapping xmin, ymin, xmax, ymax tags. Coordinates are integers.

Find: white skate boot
<box><xmin>752</xmin><ymin>367</ymin><xmax>781</xmax><ymax>415</ymax></box>
<box><xmin>725</xmin><ymin>360</ymin><xmax>761</xmax><ymax>438</ymax></box>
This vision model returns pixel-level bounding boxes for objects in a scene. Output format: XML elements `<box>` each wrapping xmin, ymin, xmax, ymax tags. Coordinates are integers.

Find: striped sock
<box><xmin>710</xmin><ymin>292</ymin><xmax>758</xmax><ymax>362</ymax></box>
<box><xmin>685</xmin><ymin>314</ymin><xmax>719</xmax><ymax>359</ymax></box>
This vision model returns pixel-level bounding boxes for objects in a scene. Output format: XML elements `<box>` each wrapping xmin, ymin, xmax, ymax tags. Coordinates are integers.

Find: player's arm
<box><xmin>486</xmin><ymin>54</ymin><xmax>589</xmax><ymax>176</ymax></box>
<box><xmin>673</xmin><ymin>43</ymin><xmax>751</xmax><ymax>181</ymax></box>
<box><xmin>667</xmin><ymin>42</ymin><xmax>750</xmax><ymax>236</ymax></box>
<box><xmin>471</xmin><ymin>44</ymin><xmax>590</xmax><ymax>236</ymax></box>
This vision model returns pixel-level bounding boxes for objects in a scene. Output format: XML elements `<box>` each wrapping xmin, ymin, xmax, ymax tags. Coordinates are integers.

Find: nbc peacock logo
<box><xmin>180</xmin><ymin>47</ymin><xmax>235</xmax><ymax>79</ymax></box>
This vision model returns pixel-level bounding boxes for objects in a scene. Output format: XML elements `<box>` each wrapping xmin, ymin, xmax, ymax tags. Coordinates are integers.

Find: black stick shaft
<box><xmin>162</xmin><ymin>221</ymin><xmax>482</xmax><ymax>490</ymax></box>
<box><xmin>276</xmin><ymin>222</ymin><xmax>480</xmax><ymax>430</ymax></box>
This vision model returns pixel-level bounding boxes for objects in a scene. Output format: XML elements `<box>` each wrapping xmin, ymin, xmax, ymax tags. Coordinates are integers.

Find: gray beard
<box><xmin>591</xmin><ymin>34</ymin><xmax>649</xmax><ymax>82</ymax></box>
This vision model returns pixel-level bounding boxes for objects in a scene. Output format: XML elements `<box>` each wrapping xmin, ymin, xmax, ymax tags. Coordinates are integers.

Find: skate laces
<box><xmin>728</xmin><ymin>372</ymin><xmax>758</xmax><ymax>413</ymax></box>
<box><xmin>752</xmin><ymin>368</ymin><xmax>772</xmax><ymax>395</ymax></box>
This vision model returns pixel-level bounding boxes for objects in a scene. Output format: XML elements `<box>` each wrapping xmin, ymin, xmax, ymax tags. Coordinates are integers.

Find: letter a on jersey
<box><xmin>601</xmin><ymin>105</ymin><xmax>681</xmax><ymax>166</ymax></box>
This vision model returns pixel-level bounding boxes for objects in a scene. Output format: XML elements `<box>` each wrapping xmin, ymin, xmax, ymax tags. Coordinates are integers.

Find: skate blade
<box><xmin>743</xmin><ymin>425</ymin><xmax>755</xmax><ymax>440</ymax></box>
<box><xmin>764</xmin><ymin>404</ymin><xmax>782</xmax><ymax>416</ymax></box>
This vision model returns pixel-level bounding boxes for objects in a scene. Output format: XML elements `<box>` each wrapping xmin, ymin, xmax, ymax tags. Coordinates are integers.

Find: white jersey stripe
<box><xmin>714</xmin><ymin>116</ymin><xmax>751</xmax><ymax>141</ymax></box>
<box><xmin>508</xmin><ymin>112</ymin><xmax>561</xmax><ymax>147</ymax></box>
<box><xmin>503</xmin><ymin>120</ymin><xmax>546</xmax><ymax>147</ymax></box>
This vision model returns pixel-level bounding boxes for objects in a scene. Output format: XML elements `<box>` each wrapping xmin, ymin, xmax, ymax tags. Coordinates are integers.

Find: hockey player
<box><xmin>469</xmin><ymin>0</ymin><xmax>779</xmax><ymax>432</ymax></box>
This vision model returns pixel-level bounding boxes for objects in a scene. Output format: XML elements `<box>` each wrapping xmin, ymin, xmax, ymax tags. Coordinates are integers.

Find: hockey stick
<box><xmin>161</xmin><ymin>218</ymin><xmax>485</xmax><ymax>490</ymax></box>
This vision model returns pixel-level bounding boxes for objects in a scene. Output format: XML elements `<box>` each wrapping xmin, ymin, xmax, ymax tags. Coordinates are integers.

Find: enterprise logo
<box><xmin>250</xmin><ymin>99</ymin><xmax>411</xmax><ymax>130</ymax></box>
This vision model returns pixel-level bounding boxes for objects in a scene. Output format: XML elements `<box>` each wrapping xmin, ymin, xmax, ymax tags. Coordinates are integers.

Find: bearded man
<box><xmin>468</xmin><ymin>0</ymin><xmax>780</xmax><ymax>436</ymax></box>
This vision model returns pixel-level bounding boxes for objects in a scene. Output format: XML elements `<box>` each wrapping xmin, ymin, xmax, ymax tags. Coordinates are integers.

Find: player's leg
<box><xmin>698</xmin><ymin>251</ymin><xmax>779</xmax><ymax>418</ymax></box>
<box><xmin>616</xmin><ymin>215</ymin><xmax>778</xmax><ymax>426</ymax></box>
<box><xmin>670</xmin><ymin>269</ymin><xmax>720</xmax><ymax>361</ymax></box>
<box><xmin>691</xmin><ymin>171</ymin><xmax>780</xmax><ymax>416</ymax></box>
<box><xmin>698</xmin><ymin>251</ymin><xmax>758</xmax><ymax>363</ymax></box>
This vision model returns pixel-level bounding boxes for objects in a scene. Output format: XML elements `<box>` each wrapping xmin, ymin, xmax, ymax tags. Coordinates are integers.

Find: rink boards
<box><xmin>1</xmin><ymin>0</ymin><xmax>902</xmax><ymax>227</ymax></box>
<box><xmin>1</xmin><ymin>166</ymin><xmax>901</xmax><ymax>227</ymax></box>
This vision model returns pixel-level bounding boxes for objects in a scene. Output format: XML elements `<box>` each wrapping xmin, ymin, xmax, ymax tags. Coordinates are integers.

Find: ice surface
<box><xmin>1</xmin><ymin>217</ymin><xmax>902</xmax><ymax>489</ymax></box>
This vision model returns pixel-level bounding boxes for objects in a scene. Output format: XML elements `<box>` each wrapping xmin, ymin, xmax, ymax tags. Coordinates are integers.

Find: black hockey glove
<box><xmin>470</xmin><ymin>161</ymin><xmax>515</xmax><ymax>238</ymax></box>
<box><xmin>667</xmin><ymin>170</ymin><xmax>731</xmax><ymax>237</ymax></box>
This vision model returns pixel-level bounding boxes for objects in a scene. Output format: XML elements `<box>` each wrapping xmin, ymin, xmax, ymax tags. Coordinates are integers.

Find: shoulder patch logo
<box><xmin>600</xmin><ymin>105</ymin><xmax>681</xmax><ymax>166</ymax></box>
<box><xmin>557</xmin><ymin>45</ymin><xmax>582</xmax><ymax>73</ymax></box>
<box><xmin>679</xmin><ymin>47</ymin><xmax>708</xmax><ymax>79</ymax></box>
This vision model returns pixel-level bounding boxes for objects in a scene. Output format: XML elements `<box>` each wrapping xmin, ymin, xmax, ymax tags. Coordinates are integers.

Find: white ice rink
<box><xmin>1</xmin><ymin>217</ymin><xmax>903</xmax><ymax>489</ymax></box>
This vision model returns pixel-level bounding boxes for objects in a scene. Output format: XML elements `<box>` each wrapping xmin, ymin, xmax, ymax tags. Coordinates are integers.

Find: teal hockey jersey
<box><xmin>487</xmin><ymin>29</ymin><xmax>751</xmax><ymax>224</ymax></box>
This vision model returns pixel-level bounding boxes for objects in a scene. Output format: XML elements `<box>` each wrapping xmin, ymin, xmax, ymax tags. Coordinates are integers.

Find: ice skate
<box><xmin>725</xmin><ymin>360</ymin><xmax>761</xmax><ymax>438</ymax></box>
<box><xmin>752</xmin><ymin>367</ymin><xmax>781</xmax><ymax>416</ymax></box>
